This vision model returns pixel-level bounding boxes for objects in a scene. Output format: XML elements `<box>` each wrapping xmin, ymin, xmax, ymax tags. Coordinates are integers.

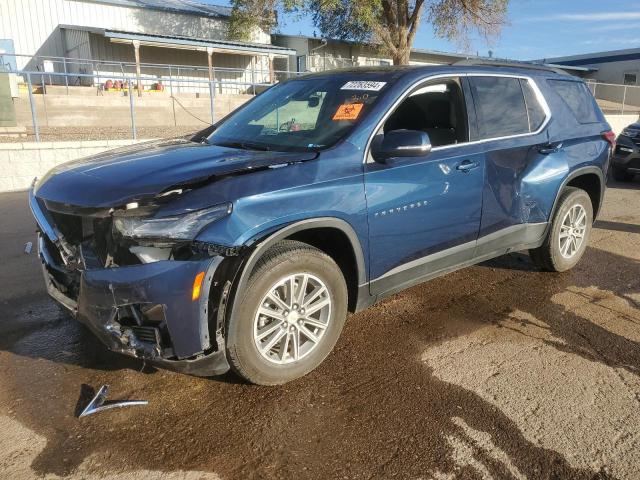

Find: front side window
<box><xmin>383</xmin><ymin>78</ymin><xmax>468</xmax><ymax>147</ymax></box>
<box><xmin>470</xmin><ymin>76</ymin><xmax>531</xmax><ymax>139</ymax></box>
<box><xmin>208</xmin><ymin>77</ymin><xmax>391</xmax><ymax>152</ymax></box>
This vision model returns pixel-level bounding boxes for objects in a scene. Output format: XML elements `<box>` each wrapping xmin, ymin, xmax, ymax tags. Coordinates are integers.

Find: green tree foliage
<box><xmin>228</xmin><ymin>0</ymin><xmax>278</xmax><ymax>41</ymax></box>
<box><xmin>229</xmin><ymin>0</ymin><xmax>509</xmax><ymax>65</ymax></box>
<box><xmin>308</xmin><ymin>0</ymin><xmax>374</xmax><ymax>43</ymax></box>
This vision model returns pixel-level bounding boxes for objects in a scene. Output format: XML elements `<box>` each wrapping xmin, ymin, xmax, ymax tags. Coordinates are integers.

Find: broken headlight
<box><xmin>114</xmin><ymin>203</ymin><xmax>232</xmax><ymax>240</ymax></box>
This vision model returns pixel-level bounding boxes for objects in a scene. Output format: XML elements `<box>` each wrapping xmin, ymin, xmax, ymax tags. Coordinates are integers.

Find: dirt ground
<box><xmin>0</xmin><ymin>126</ymin><xmax>198</xmax><ymax>143</ymax></box>
<box><xmin>0</xmin><ymin>179</ymin><xmax>638</xmax><ymax>480</ymax></box>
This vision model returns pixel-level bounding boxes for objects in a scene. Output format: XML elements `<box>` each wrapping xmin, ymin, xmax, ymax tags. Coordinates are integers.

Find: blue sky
<box><xmin>209</xmin><ymin>0</ymin><xmax>640</xmax><ymax>60</ymax></box>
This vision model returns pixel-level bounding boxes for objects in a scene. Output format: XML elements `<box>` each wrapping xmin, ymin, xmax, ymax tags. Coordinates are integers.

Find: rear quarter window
<box><xmin>548</xmin><ymin>80</ymin><xmax>599</xmax><ymax>124</ymax></box>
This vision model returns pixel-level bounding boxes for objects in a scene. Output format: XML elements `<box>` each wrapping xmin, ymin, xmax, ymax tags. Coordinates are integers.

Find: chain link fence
<box><xmin>586</xmin><ymin>80</ymin><xmax>640</xmax><ymax>115</ymax></box>
<box><xmin>1</xmin><ymin>53</ymin><xmax>302</xmax><ymax>142</ymax></box>
<box><xmin>4</xmin><ymin>53</ymin><xmax>639</xmax><ymax>143</ymax></box>
<box><xmin>305</xmin><ymin>54</ymin><xmax>392</xmax><ymax>72</ymax></box>
<box><xmin>0</xmin><ymin>52</ymin><xmax>398</xmax><ymax>143</ymax></box>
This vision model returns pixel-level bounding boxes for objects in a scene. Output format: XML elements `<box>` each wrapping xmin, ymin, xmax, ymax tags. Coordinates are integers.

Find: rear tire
<box><xmin>529</xmin><ymin>187</ymin><xmax>593</xmax><ymax>272</ymax></box>
<box><xmin>612</xmin><ymin>166</ymin><xmax>634</xmax><ymax>182</ymax></box>
<box><xmin>226</xmin><ymin>240</ymin><xmax>348</xmax><ymax>385</ymax></box>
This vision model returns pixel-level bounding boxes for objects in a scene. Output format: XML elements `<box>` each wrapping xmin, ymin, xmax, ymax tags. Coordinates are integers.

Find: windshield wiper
<box><xmin>212</xmin><ymin>141</ymin><xmax>271</xmax><ymax>151</ymax></box>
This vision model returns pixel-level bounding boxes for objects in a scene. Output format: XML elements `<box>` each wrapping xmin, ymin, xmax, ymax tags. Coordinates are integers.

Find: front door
<box><xmin>365</xmin><ymin>76</ymin><xmax>485</xmax><ymax>296</ymax></box>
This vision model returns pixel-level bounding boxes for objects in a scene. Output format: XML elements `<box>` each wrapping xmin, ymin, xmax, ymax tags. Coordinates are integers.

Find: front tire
<box><xmin>226</xmin><ymin>240</ymin><xmax>348</xmax><ymax>385</ymax></box>
<box><xmin>529</xmin><ymin>187</ymin><xmax>593</xmax><ymax>272</ymax></box>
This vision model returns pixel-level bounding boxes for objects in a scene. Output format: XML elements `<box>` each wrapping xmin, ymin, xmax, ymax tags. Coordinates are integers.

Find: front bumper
<box><xmin>612</xmin><ymin>136</ymin><xmax>640</xmax><ymax>173</ymax></box>
<box><xmin>31</xmin><ymin>190</ymin><xmax>231</xmax><ymax>377</ymax></box>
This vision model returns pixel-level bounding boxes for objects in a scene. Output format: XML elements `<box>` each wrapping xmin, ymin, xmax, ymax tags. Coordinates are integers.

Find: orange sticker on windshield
<box><xmin>333</xmin><ymin>103</ymin><xmax>364</xmax><ymax>121</ymax></box>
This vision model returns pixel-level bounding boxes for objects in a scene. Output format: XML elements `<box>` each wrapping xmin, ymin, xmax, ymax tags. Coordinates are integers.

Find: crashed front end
<box><xmin>29</xmin><ymin>186</ymin><xmax>238</xmax><ymax>377</ymax></box>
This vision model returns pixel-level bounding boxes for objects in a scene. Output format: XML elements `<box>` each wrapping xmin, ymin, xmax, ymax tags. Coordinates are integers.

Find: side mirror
<box><xmin>371</xmin><ymin>130</ymin><xmax>432</xmax><ymax>163</ymax></box>
<box><xmin>308</xmin><ymin>95</ymin><xmax>320</xmax><ymax>108</ymax></box>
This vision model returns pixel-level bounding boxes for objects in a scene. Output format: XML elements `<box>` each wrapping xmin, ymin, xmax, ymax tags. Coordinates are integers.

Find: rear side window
<box><xmin>548</xmin><ymin>80</ymin><xmax>599</xmax><ymax>124</ymax></box>
<box><xmin>470</xmin><ymin>77</ymin><xmax>530</xmax><ymax>139</ymax></box>
<box><xmin>520</xmin><ymin>79</ymin><xmax>546</xmax><ymax>131</ymax></box>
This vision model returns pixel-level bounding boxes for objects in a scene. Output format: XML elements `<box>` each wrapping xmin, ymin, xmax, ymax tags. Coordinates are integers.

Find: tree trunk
<box><xmin>392</xmin><ymin>48</ymin><xmax>411</xmax><ymax>65</ymax></box>
<box><xmin>377</xmin><ymin>0</ymin><xmax>425</xmax><ymax>65</ymax></box>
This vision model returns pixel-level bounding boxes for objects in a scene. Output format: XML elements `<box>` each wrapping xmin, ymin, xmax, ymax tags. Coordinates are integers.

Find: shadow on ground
<box><xmin>2</xmin><ymin>245</ymin><xmax>635</xmax><ymax>479</ymax></box>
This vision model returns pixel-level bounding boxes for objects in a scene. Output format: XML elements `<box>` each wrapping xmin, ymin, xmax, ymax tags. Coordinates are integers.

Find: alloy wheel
<box><xmin>559</xmin><ymin>204</ymin><xmax>587</xmax><ymax>259</ymax></box>
<box><xmin>253</xmin><ymin>273</ymin><xmax>332</xmax><ymax>365</ymax></box>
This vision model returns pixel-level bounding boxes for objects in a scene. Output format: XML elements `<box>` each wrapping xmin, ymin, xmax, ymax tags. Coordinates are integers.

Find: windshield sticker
<box><xmin>341</xmin><ymin>81</ymin><xmax>387</xmax><ymax>91</ymax></box>
<box><xmin>333</xmin><ymin>103</ymin><xmax>364</xmax><ymax>121</ymax></box>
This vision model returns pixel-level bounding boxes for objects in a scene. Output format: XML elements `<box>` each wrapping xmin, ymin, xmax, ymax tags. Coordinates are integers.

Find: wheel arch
<box><xmin>231</xmin><ymin>218</ymin><xmax>368</xmax><ymax>317</ymax></box>
<box><xmin>550</xmin><ymin>167</ymin><xmax>604</xmax><ymax>224</ymax></box>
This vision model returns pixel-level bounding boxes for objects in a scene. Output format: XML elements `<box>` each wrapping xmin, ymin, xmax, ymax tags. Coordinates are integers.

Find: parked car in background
<box><xmin>30</xmin><ymin>62</ymin><xmax>613</xmax><ymax>385</ymax></box>
<box><xmin>611</xmin><ymin>122</ymin><xmax>640</xmax><ymax>181</ymax></box>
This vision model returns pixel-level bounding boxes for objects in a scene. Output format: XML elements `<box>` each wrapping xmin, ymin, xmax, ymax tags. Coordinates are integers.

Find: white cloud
<box><xmin>589</xmin><ymin>24</ymin><xmax>640</xmax><ymax>32</ymax></box>
<box><xmin>581</xmin><ymin>37</ymin><xmax>640</xmax><ymax>46</ymax></box>
<box><xmin>526</xmin><ymin>12</ymin><xmax>640</xmax><ymax>22</ymax></box>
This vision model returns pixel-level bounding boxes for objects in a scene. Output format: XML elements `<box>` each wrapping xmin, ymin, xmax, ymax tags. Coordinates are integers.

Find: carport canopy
<box><xmin>61</xmin><ymin>25</ymin><xmax>297</xmax><ymax>95</ymax></box>
<box><xmin>103</xmin><ymin>29</ymin><xmax>295</xmax><ymax>57</ymax></box>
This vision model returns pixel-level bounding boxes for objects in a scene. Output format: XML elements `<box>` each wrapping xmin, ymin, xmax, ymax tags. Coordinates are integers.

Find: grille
<box><xmin>130</xmin><ymin>326</ymin><xmax>162</xmax><ymax>345</ymax></box>
<box><xmin>40</xmin><ymin>202</ymin><xmax>124</xmax><ymax>267</ymax></box>
<box><xmin>615</xmin><ymin>144</ymin><xmax>636</xmax><ymax>156</ymax></box>
<box><xmin>48</xmin><ymin>210</ymin><xmax>83</xmax><ymax>244</ymax></box>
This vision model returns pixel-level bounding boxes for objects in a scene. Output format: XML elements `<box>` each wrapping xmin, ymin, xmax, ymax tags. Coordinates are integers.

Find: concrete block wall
<box><xmin>0</xmin><ymin>139</ymin><xmax>146</xmax><ymax>192</ymax></box>
<box><xmin>1</xmin><ymin>114</ymin><xmax>637</xmax><ymax>194</ymax></box>
<box><xmin>606</xmin><ymin>114</ymin><xmax>639</xmax><ymax>135</ymax></box>
<box><xmin>13</xmin><ymin>93</ymin><xmax>253</xmax><ymax>129</ymax></box>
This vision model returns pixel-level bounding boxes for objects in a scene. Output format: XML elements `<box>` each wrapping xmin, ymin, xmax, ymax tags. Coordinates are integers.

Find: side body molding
<box><xmin>229</xmin><ymin>217</ymin><xmax>369</xmax><ymax>320</ymax></box>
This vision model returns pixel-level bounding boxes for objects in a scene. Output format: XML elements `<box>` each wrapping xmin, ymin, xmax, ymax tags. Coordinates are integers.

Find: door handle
<box><xmin>456</xmin><ymin>160</ymin><xmax>479</xmax><ymax>172</ymax></box>
<box><xmin>538</xmin><ymin>142</ymin><xmax>563</xmax><ymax>154</ymax></box>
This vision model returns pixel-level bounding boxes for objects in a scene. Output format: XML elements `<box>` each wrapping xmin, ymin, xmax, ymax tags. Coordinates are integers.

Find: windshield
<box><xmin>207</xmin><ymin>77</ymin><xmax>390</xmax><ymax>152</ymax></box>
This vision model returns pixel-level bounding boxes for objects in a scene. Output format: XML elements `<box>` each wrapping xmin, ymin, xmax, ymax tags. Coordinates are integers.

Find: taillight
<box><xmin>602</xmin><ymin>130</ymin><xmax>616</xmax><ymax>150</ymax></box>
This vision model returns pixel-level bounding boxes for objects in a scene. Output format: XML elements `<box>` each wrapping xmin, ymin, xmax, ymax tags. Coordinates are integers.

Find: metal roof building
<box><xmin>538</xmin><ymin>48</ymin><xmax>640</xmax><ymax>86</ymax></box>
<box><xmin>0</xmin><ymin>0</ymin><xmax>295</xmax><ymax>93</ymax></box>
<box><xmin>88</xmin><ymin>0</ymin><xmax>234</xmax><ymax>18</ymax></box>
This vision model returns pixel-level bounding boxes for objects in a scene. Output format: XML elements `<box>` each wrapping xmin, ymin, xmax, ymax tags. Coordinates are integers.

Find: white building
<box><xmin>271</xmin><ymin>34</ymin><xmax>595</xmax><ymax>79</ymax></box>
<box><xmin>271</xmin><ymin>34</ymin><xmax>484</xmax><ymax>72</ymax></box>
<box><xmin>0</xmin><ymin>0</ymin><xmax>296</xmax><ymax>93</ymax></box>
<box><xmin>539</xmin><ymin>48</ymin><xmax>640</xmax><ymax>112</ymax></box>
<box><xmin>540</xmin><ymin>48</ymin><xmax>640</xmax><ymax>86</ymax></box>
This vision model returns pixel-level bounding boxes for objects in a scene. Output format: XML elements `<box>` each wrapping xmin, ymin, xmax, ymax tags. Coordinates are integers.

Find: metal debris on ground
<box><xmin>79</xmin><ymin>385</ymin><xmax>148</xmax><ymax>417</ymax></box>
<box><xmin>24</xmin><ymin>241</ymin><xmax>32</xmax><ymax>254</ymax></box>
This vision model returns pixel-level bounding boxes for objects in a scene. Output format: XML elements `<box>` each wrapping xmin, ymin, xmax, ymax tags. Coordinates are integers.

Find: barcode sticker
<box><xmin>341</xmin><ymin>81</ymin><xmax>387</xmax><ymax>91</ymax></box>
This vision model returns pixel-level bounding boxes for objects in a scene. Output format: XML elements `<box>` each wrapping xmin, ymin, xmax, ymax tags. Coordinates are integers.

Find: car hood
<box><xmin>35</xmin><ymin>138</ymin><xmax>317</xmax><ymax>207</ymax></box>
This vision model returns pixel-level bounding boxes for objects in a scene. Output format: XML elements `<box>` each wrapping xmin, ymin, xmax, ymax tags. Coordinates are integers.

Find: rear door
<box><xmin>467</xmin><ymin>75</ymin><xmax>553</xmax><ymax>255</ymax></box>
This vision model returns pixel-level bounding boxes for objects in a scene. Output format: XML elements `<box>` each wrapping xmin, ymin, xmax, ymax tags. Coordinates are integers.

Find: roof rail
<box><xmin>452</xmin><ymin>59</ymin><xmax>569</xmax><ymax>75</ymax></box>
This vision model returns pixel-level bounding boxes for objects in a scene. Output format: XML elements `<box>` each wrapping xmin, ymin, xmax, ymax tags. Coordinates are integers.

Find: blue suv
<box><xmin>30</xmin><ymin>64</ymin><xmax>614</xmax><ymax>384</ymax></box>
